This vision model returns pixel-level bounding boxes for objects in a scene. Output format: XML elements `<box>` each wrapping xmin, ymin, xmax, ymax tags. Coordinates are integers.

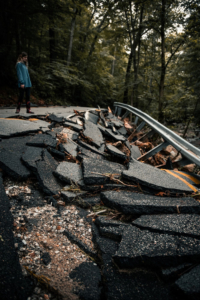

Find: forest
<box><xmin>0</xmin><ymin>0</ymin><xmax>200</xmax><ymax>123</ymax></box>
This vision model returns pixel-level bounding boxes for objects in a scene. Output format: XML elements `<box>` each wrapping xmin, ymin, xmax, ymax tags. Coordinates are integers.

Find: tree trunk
<box><xmin>123</xmin><ymin>47</ymin><xmax>133</xmax><ymax>104</ymax></box>
<box><xmin>49</xmin><ymin>21</ymin><xmax>56</xmax><ymax>62</ymax></box>
<box><xmin>84</xmin><ymin>8</ymin><xmax>110</xmax><ymax>72</ymax></box>
<box><xmin>158</xmin><ymin>0</ymin><xmax>166</xmax><ymax>122</ymax></box>
<box><xmin>67</xmin><ymin>7</ymin><xmax>77</xmax><ymax>67</ymax></box>
<box><xmin>132</xmin><ymin>5</ymin><xmax>144</xmax><ymax>108</ymax></box>
<box><xmin>14</xmin><ymin>17</ymin><xmax>21</xmax><ymax>56</ymax></box>
<box><xmin>111</xmin><ymin>46</ymin><xmax>116</xmax><ymax>75</ymax></box>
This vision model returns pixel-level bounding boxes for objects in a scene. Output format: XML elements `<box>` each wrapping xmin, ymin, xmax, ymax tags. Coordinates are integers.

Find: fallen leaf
<box><xmin>135</xmin><ymin>141</ymin><xmax>153</xmax><ymax>150</ymax></box>
<box><xmin>124</xmin><ymin>120</ymin><xmax>133</xmax><ymax>129</ymax></box>
<box><xmin>108</xmin><ymin>106</ymin><xmax>112</xmax><ymax>113</ymax></box>
<box><xmin>29</xmin><ymin>118</ymin><xmax>39</xmax><ymax>122</ymax></box>
<box><xmin>155</xmin><ymin>192</ymin><xmax>166</xmax><ymax>196</ymax></box>
<box><xmin>113</xmin><ymin>141</ymin><xmax>122</xmax><ymax>147</ymax></box>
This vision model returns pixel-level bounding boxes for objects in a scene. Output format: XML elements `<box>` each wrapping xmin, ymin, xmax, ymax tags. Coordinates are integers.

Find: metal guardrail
<box><xmin>114</xmin><ymin>102</ymin><xmax>200</xmax><ymax>167</ymax></box>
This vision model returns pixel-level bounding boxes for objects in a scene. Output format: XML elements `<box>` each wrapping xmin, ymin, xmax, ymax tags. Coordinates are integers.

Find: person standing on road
<box><xmin>16</xmin><ymin>52</ymin><xmax>34</xmax><ymax>113</ymax></box>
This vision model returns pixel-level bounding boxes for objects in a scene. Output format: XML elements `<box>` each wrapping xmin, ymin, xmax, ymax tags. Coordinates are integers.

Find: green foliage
<box><xmin>0</xmin><ymin>0</ymin><xmax>199</xmax><ymax>122</ymax></box>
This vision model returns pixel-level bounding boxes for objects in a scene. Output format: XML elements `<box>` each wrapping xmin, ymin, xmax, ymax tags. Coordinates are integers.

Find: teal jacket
<box><xmin>16</xmin><ymin>62</ymin><xmax>32</xmax><ymax>88</ymax></box>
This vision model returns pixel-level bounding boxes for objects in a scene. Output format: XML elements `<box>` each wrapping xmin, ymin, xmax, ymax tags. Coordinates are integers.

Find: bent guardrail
<box><xmin>114</xmin><ymin>102</ymin><xmax>200</xmax><ymax>167</ymax></box>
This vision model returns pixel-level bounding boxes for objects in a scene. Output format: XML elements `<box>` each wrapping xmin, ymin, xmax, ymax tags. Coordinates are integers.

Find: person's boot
<box><xmin>27</xmin><ymin>109</ymin><xmax>34</xmax><ymax>113</ymax></box>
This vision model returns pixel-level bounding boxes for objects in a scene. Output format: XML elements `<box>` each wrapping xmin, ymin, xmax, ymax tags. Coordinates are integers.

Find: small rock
<box><xmin>34</xmin><ymin>287</ymin><xmax>41</xmax><ymax>294</ymax></box>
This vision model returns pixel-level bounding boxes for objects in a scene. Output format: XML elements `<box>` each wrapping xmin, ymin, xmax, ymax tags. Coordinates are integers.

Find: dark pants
<box><xmin>17</xmin><ymin>88</ymin><xmax>31</xmax><ymax>111</ymax></box>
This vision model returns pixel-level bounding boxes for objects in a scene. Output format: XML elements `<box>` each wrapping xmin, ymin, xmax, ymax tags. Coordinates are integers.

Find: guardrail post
<box><xmin>136</xmin><ymin>121</ymin><xmax>146</xmax><ymax>132</ymax></box>
<box><xmin>134</xmin><ymin>116</ymin><xmax>139</xmax><ymax>125</ymax></box>
<box><xmin>138</xmin><ymin>129</ymin><xmax>155</xmax><ymax>142</ymax></box>
<box><xmin>138</xmin><ymin>141</ymin><xmax>169</xmax><ymax>161</ymax></box>
<box><xmin>121</xmin><ymin>110</ymin><xmax>130</xmax><ymax>120</ymax></box>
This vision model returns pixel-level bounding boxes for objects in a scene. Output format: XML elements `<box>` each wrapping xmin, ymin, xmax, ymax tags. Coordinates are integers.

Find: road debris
<box><xmin>0</xmin><ymin>106</ymin><xmax>200</xmax><ymax>300</ymax></box>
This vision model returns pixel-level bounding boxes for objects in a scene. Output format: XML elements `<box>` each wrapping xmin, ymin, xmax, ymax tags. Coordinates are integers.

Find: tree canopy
<box><xmin>0</xmin><ymin>0</ymin><xmax>199</xmax><ymax>122</ymax></box>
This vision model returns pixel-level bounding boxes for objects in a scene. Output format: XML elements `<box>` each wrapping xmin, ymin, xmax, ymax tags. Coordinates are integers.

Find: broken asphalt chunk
<box><xmin>65</xmin><ymin>116</ymin><xmax>83</xmax><ymax>125</ymax></box>
<box><xmin>77</xmin><ymin>146</ymin><xmax>104</xmax><ymax>161</ymax></box>
<box><xmin>108</xmin><ymin>123</ymin><xmax>118</xmax><ymax>134</ymax></box>
<box><xmin>77</xmin><ymin>140</ymin><xmax>105</xmax><ymax>156</ymax></box>
<box><xmin>47</xmin><ymin>147</ymin><xmax>65</xmax><ymax>160</ymax></box>
<box><xmin>109</xmin><ymin>119</ymin><xmax>124</xmax><ymax>128</ymax></box>
<box><xmin>100</xmin><ymin>190</ymin><xmax>200</xmax><ymax>215</ymax></box>
<box><xmin>63</xmin><ymin>121</ymin><xmax>82</xmax><ymax>132</ymax></box>
<box><xmin>104</xmin><ymin>128</ymin><xmax>126</xmax><ymax>142</ymax></box>
<box><xmin>69</xmin><ymin>262</ymin><xmax>102</xmax><ymax>300</ymax></box>
<box><xmin>99</xmin><ymin>226</ymin><xmax>126</xmax><ymax>241</ymax></box>
<box><xmin>46</xmin><ymin>130</ymin><xmax>57</xmax><ymax>138</ymax></box>
<box><xmin>95</xmin><ymin>216</ymin><xmax>128</xmax><ymax>228</ymax></box>
<box><xmin>106</xmin><ymin>112</ymin><xmax>116</xmax><ymax>120</ymax></box>
<box><xmin>174</xmin><ymin>264</ymin><xmax>200</xmax><ymax>298</ymax></box>
<box><xmin>52</xmin><ymin>126</ymin><xmax>63</xmax><ymax>134</ymax></box>
<box><xmin>80</xmin><ymin>195</ymin><xmax>101</xmax><ymax>207</ymax></box>
<box><xmin>84</xmin><ymin>111</ymin><xmax>99</xmax><ymax>124</ymax></box>
<box><xmin>0</xmin><ymin>148</ymin><xmax>30</xmax><ymax>180</ymax></box>
<box><xmin>0</xmin><ymin>137</ymin><xmax>31</xmax><ymax>180</ymax></box>
<box><xmin>61</xmin><ymin>188</ymin><xmax>86</xmax><ymax>203</ymax></box>
<box><xmin>122</xmin><ymin>161</ymin><xmax>193</xmax><ymax>193</ymax></box>
<box><xmin>21</xmin><ymin>147</ymin><xmax>43</xmax><ymax>172</ymax></box>
<box><xmin>82</xmin><ymin>157</ymin><xmax>125</xmax><ymax>185</ymax></box>
<box><xmin>54</xmin><ymin>162</ymin><xmax>84</xmax><ymax>186</ymax></box>
<box><xmin>133</xmin><ymin>214</ymin><xmax>200</xmax><ymax>239</ymax></box>
<box><xmin>59</xmin><ymin>139</ymin><xmax>78</xmax><ymax>157</ymax></box>
<box><xmin>97</xmin><ymin>124</ymin><xmax>107</xmax><ymax>134</ymax></box>
<box><xmin>93</xmin><ymin>223</ymin><xmax>183</xmax><ymax>300</ymax></box>
<box><xmin>26</xmin><ymin>133</ymin><xmax>57</xmax><ymax>148</ymax></box>
<box><xmin>106</xmin><ymin>144</ymin><xmax>127</xmax><ymax>160</ymax></box>
<box><xmin>36</xmin><ymin>150</ymin><xmax>62</xmax><ymax>195</ymax></box>
<box><xmin>47</xmin><ymin>113</ymin><xmax>64</xmax><ymax>123</ymax></box>
<box><xmin>83</xmin><ymin>120</ymin><xmax>104</xmax><ymax>148</ymax></box>
<box><xmin>160</xmin><ymin>263</ymin><xmax>193</xmax><ymax>281</ymax></box>
<box><xmin>130</xmin><ymin>145</ymin><xmax>141</xmax><ymax>160</ymax></box>
<box><xmin>0</xmin><ymin>119</ymin><xmax>49</xmax><ymax>137</ymax></box>
<box><xmin>113</xmin><ymin>225</ymin><xmax>200</xmax><ymax>269</ymax></box>
<box><xmin>60</xmin><ymin>128</ymin><xmax>79</xmax><ymax>140</ymax></box>
<box><xmin>118</xmin><ymin>126</ymin><xmax>128</xmax><ymax>136</ymax></box>
<box><xmin>93</xmin><ymin>222</ymin><xmax>172</xmax><ymax>300</ymax></box>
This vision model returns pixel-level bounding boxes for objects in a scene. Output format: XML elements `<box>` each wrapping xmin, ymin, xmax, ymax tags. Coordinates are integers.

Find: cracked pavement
<box><xmin>0</xmin><ymin>106</ymin><xmax>200</xmax><ymax>300</ymax></box>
